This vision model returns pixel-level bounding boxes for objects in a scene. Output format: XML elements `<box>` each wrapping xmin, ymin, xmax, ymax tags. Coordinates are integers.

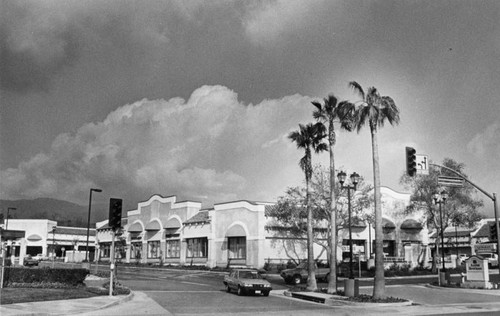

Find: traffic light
<box><xmin>405</xmin><ymin>147</ymin><xmax>417</xmax><ymax>176</ymax></box>
<box><xmin>490</xmin><ymin>222</ymin><xmax>498</xmax><ymax>241</ymax></box>
<box><xmin>108</xmin><ymin>198</ymin><xmax>122</xmax><ymax>230</ymax></box>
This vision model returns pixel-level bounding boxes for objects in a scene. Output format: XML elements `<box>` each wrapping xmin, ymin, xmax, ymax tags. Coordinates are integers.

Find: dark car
<box><xmin>23</xmin><ymin>255</ymin><xmax>39</xmax><ymax>267</ymax></box>
<box><xmin>280</xmin><ymin>262</ymin><xmax>329</xmax><ymax>284</ymax></box>
<box><xmin>223</xmin><ymin>269</ymin><xmax>272</xmax><ymax>296</ymax></box>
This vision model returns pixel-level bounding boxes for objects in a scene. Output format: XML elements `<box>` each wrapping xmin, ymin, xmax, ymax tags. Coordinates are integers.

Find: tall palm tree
<box><xmin>312</xmin><ymin>95</ymin><xmax>355</xmax><ymax>294</ymax></box>
<box><xmin>289</xmin><ymin>122</ymin><xmax>327</xmax><ymax>291</ymax></box>
<box><xmin>348</xmin><ymin>81</ymin><xmax>400</xmax><ymax>299</ymax></box>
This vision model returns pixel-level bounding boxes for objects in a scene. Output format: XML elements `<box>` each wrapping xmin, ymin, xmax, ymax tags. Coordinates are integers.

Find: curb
<box><xmin>283</xmin><ymin>290</ymin><xmax>413</xmax><ymax>307</ymax></box>
<box><xmin>96</xmin><ymin>291</ymin><xmax>135</xmax><ymax>310</ymax></box>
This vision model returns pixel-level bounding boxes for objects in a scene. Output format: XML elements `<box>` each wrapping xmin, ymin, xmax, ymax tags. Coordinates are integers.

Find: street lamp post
<box><xmin>1</xmin><ymin>207</ymin><xmax>16</xmax><ymax>289</ymax></box>
<box><xmin>52</xmin><ymin>226</ymin><xmax>56</xmax><ymax>268</ymax></box>
<box><xmin>433</xmin><ymin>190</ymin><xmax>448</xmax><ymax>273</ymax></box>
<box><xmin>86</xmin><ymin>188</ymin><xmax>102</xmax><ymax>263</ymax></box>
<box><xmin>337</xmin><ymin>171</ymin><xmax>360</xmax><ymax>279</ymax></box>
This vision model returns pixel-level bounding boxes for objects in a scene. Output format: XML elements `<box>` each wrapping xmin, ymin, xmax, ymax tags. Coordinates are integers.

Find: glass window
<box><xmin>228</xmin><ymin>237</ymin><xmax>246</xmax><ymax>259</ymax></box>
<box><xmin>148</xmin><ymin>241</ymin><xmax>161</xmax><ymax>259</ymax></box>
<box><xmin>186</xmin><ymin>238</ymin><xmax>208</xmax><ymax>258</ymax></box>
<box><xmin>100</xmin><ymin>243</ymin><xmax>111</xmax><ymax>258</ymax></box>
<box><xmin>130</xmin><ymin>242</ymin><xmax>142</xmax><ymax>259</ymax></box>
<box><xmin>165</xmin><ymin>240</ymin><xmax>180</xmax><ymax>258</ymax></box>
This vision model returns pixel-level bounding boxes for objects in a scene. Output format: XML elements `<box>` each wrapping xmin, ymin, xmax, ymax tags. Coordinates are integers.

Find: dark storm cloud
<box><xmin>0</xmin><ymin>2</ymin><xmax>83</xmax><ymax>92</ymax></box>
<box><xmin>0</xmin><ymin>26</ymin><xmax>82</xmax><ymax>92</ymax></box>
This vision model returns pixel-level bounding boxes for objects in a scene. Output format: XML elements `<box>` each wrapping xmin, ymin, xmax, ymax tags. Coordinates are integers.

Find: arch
<box><xmin>401</xmin><ymin>219</ymin><xmax>423</xmax><ymax>230</ymax></box>
<box><xmin>27</xmin><ymin>234</ymin><xmax>43</xmax><ymax>241</ymax></box>
<box><xmin>225</xmin><ymin>221</ymin><xmax>249</xmax><ymax>237</ymax></box>
<box><xmin>382</xmin><ymin>217</ymin><xmax>396</xmax><ymax>229</ymax></box>
<box><xmin>145</xmin><ymin>218</ymin><xmax>162</xmax><ymax>231</ymax></box>
<box><xmin>127</xmin><ymin>221</ymin><xmax>144</xmax><ymax>233</ymax></box>
<box><xmin>164</xmin><ymin>216</ymin><xmax>182</xmax><ymax>229</ymax></box>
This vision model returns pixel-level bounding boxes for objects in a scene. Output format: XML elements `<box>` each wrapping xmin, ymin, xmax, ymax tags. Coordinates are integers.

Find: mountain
<box><xmin>0</xmin><ymin>198</ymin><xmax>109</xmax><ymax>227</ymax></box>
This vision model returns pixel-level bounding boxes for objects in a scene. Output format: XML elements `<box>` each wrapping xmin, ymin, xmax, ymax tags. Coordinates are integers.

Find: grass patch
<box><xmin>0</xmin><ymin>287</ymin><xmax>103</xmax><ymax>305</ymax></box>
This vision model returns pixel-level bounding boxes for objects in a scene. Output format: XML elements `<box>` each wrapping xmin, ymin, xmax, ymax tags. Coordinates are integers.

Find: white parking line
<box><xmin>180</xmin><ymin>281</ymin><xmax>212</xmax><ymax>287</ymax></box>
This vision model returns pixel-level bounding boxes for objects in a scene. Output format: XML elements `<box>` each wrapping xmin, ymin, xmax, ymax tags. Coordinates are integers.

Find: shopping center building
<box><xmin>95</xmin><ymin>187</ymin><xmax>430</xmax><ymax>269</ymax></box>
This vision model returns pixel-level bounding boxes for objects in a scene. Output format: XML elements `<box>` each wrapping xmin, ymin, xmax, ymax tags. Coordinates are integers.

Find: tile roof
<box><xmin>184</xmin><ymin>211</ymin><xmax>210</xmax><ymax>225</ymax></box>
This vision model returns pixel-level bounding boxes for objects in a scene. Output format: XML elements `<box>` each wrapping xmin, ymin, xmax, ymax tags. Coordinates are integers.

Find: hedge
<box><xmin>2</xmin><ymin>267</ymin><xmax>89</xmax><ymax>288</ymax></box>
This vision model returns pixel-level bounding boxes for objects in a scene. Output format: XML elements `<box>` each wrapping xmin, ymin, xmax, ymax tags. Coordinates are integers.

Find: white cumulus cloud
<box><xmin>1</xmin><ymin>85</ymin><xmax>313</xmax><ymax>207</ymax></box>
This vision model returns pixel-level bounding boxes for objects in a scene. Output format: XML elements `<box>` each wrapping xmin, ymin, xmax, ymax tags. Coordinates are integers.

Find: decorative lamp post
<box><xmin>1</xmin><ymin>207</ymin><xmax>16</xmax><ymax>289</ymax></box>
<box><xmin>86</xmin><ymin>188</ymin><xmax>102</xmax><ymax>263</ymax></box>
<box><xmin>337</xmin><ymin>171</ymin><xmax>360</xmax><ymax>279</ymax></box>
<box><xmin>433</xmin><ymin>190</ymin><xmax>448</xmax><ymax>272</ymax></box>
<box><xmin>51</xmin><ymin>226</ymin><xmax>57</xmax><ymax>268</ymax></box>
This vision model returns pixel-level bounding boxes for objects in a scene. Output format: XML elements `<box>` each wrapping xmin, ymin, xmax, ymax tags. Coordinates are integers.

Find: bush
<box><xmin>3</xmin><ymin>267</ymin><xmax>89</xmax><ymax>288</ymax></box>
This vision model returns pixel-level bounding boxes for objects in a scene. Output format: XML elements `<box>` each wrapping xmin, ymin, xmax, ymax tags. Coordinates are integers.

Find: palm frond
<box><xmin>311</xmin><ymin>101</ymin><xmax>323</xmax><ymax>112</ymax></box>
<box><xmin>348</xmin><ymin>81</ymin><xmax>365</xmax><ymax>100</ymax></box>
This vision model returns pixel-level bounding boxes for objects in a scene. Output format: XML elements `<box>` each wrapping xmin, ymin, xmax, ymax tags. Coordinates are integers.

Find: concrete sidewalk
<box><xmin>0</xmin><ymin>291</ymin><xmax>171</xmax><ymax>316</ymax></box>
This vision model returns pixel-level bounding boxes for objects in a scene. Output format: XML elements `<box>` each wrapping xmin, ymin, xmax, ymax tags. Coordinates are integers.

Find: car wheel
<box><xmin>262</xmin><ymin>290</ymin><xmax>270</xmax><ymax>297</ymax></box>
<box><xmin>225</xmin><ymin>284</ymin><xmax>231</xmax><ymax>293</ymax></box>
<box><xmin>292</xmin><ymin>275</ymin><xmax>302</xmax><ymax>285</ymax></box>
<box><xmin>237</xmin><ymin>286</ymin><xmax>244</xmax><ymax>296</ymax></box>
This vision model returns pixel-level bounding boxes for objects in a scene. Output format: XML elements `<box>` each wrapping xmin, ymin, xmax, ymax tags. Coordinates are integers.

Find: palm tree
<box><xmin>312</xmin><ymin>95</ymin><xmax>355</xmax><ymax>294</ymax></box>
<box><xmin>348</xmin><ymin>81</ymin><xmax>400</xmax><ymax>299</ymax></box>
<box><xmin>289</xmin><ymin>122</ymin><xmax>327</xmax><ymax>291</ymax></box>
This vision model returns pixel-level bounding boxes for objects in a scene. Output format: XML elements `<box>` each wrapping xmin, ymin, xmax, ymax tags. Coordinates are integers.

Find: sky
<box><xmin>1</xmin><ymin>0</ymin><xmax>499</xmax><ymax>216</ymax></box>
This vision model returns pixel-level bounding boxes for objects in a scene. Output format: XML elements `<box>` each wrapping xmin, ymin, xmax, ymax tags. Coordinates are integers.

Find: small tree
<box><xmin>400</xmin><ymin>158</ymin><xmax>483</xmax><ymax>270</ymax></box>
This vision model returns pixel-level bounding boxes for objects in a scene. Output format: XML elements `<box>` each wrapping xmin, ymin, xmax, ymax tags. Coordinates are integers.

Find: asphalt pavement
<box><xmin>2</xmin><ymin>276</ymin><xmax>500</xmax><ymax>316</ymax></box>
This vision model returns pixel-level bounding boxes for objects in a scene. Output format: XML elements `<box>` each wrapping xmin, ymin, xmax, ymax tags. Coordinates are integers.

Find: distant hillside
<box><xmin>0</xmin><ymin>198</ymin><xmax>108</xmax><ymax>227</ymax></box>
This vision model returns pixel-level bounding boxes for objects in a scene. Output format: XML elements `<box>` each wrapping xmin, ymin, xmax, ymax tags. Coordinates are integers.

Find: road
<box><xmin>115</xmin><ymin>267</ymin><xmax>334</xmax><ymax>315</ymax></box>
<box><xmin>112</xmin><ymin>265</ymin><xmax>500</xmax><ymax>315</ymax></box>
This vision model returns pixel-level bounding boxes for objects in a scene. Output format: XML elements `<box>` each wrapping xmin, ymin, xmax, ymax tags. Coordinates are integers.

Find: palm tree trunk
<box><xmin>306</xmin><ymin>175</ymin><xmax>318</xmax><ymax>291</ymax></box>
<box><xmin>328</xmin><ymin>138</ymin><xmax>337</xmax><ymax>293</ymax></box>
<box><xmin>370</xmin><ymin>128</ymin><xmax>386</xmax><ymax>299</ymax></box>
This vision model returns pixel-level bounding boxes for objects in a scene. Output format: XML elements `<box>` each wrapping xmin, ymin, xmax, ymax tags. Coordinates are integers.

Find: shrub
<box><xmin>2</xmin><ymin>267</ymin><xmax>89</xmax><ymax>288</ymax></box>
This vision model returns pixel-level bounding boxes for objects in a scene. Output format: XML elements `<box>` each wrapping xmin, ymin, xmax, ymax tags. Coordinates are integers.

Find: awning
<box><xmin>165</xmin><ymin>218</ymin><xmax>181</xmax><ymax>229</ymax></box>
<box><xmin>27</xmin><ymin>234</ymin><xmax>43</xmax><ymax>241</ymax></box>
<box><xmin>145</xmin><ymin>220</ymin><xmax>161</xmax><ymax>231</ymax></box>
<box><xmin>127</xmin><ymin>222</ymin><xmax>143</xmax><ymax>233</ymax></box>
<box><xmin>226</xmin><ymin>225</ymin><xmax>246</xmax><ymax>237</ymax></box>
<box><xmin>382</xmin><ymin>218</ymin><xmax>396</xmax><ymax>229</ymax></box>
<box><xmin>400</xmin><ymin>219</ymin><xmax>423</xmax><ymax>230</ymax></box>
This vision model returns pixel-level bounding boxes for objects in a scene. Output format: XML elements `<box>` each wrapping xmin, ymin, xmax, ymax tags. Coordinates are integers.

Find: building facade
<box><xmin>1</xmin><ymin>219</ymin><xmax>95</xmax><ymax>264</ymax></box>
<box><xmin>95</xmin><ymin>187</ymin><xmax>429</xmax><ymax>269</ymax></box>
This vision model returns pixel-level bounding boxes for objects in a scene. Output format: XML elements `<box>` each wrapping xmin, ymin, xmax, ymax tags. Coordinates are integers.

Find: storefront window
<box><xmin>166</xmin><ymin>240</ymin><xmax>180</xmax><ymax>258</ymax></box>
<box><xmin>130</xmin><ymin>242</ymin><xmax>142</xmax><ymax>259</ymax></box>
<box><xmin>186</xmin><ymin>238</ymin><xmax>208</xmax><ymax>258</ymax></box>
<box><xmin>228</xmin><ymin>237</ymin><xmax>246</xmax><ymax>259</ymax></box>
<box><xmin>100</xmin><ymin>243</ymin><xmax>111</xmax><ymax>258</ymax></box>
<box><xmin>148</xmin><ymin>241</ymin><xmax>161</xmax><ymax>258</ymax></box>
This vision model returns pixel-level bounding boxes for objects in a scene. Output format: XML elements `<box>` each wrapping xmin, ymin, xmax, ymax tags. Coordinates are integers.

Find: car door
<box><xmin>227</xmin><ymin>271</ymin><xmax>237</xmax><ymax>290</ymax></box>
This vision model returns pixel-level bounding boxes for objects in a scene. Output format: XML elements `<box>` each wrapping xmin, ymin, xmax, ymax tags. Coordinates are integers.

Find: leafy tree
<box><xmin>311</xmin><ymin>95</ymin><xmax>355</xmax><ymax>293</ymax></box>
<box><xmin>400</xmin><ymin>158</ymin><xmax>483</xmax><ymax>270</ymax></box>
<box><xmin>348</xmin><ymin>81</ymin><xmax>400</xmax><ymax>299</ymax></box>
<box><xmin>267</xmin><ymin>165</ymin><xmax>373</xmax><ymax>279</ymax></box>
<box><xmin>289</xmin><ymin>123</ymin><xmax>327</xmax><ymax>291</ymax></box>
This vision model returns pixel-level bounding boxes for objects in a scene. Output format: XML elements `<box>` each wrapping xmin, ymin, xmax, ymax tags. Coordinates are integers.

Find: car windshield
<box><xmin>239</xmin><ymin>271</ymin><xmax>261</xmax><ymax>279</ymax></box>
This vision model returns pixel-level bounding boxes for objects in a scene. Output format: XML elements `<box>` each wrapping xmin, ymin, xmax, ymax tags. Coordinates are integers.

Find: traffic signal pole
<box><xmin>430</xmin><ymin>163</ymin><xmax>500</xmax><ymax>277</ymax></box>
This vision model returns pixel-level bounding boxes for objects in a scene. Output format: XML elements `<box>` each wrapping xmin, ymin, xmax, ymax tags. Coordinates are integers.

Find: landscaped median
<box><xmin>0</xmin><ymin>266</ymin><xmax>130</xmax><ymax>304</ymax></box>
<box><xmin>282</xmin><ymin>289</ymin><xmax>413</xmax><ymax>307</ymax></box>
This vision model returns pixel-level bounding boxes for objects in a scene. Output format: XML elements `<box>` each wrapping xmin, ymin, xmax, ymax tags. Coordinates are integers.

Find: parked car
<box><xmin>223</xmin><ymin>269</ymin><xmax>272</xmax><ymax>296</ymax></box>
<box><xmin>479</xmin><ymin>253</ymin><xmax>499</xmax><ymax>268</ymax></box>
<box><xmin>33</xmin><ymin>253</ymin><xmax>48</xmax><ymax>261</ymax></box>
<box><xmin>280</xmin><ymin>261</ymin><xmax>329</xmax><ymax>284</ymax></box>
<box><xmin>23</xmin><ymin>255</ymin><xmax>39</xmax><ymax>267</ymax></box>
